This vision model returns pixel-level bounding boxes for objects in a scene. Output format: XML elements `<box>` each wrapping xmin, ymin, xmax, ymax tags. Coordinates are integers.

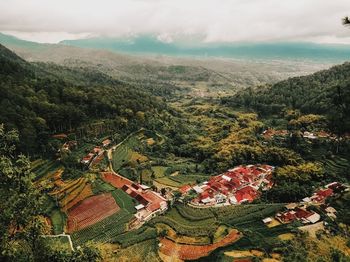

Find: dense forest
<box><xmin>0</xmin><ymin>44</ymin><xmax>173</xmax><ymax>155</ymax></box>
<box><xmin>222</xmin><ymin>62</ymin><xmax>350</xmax><ymax>135</ymax></box>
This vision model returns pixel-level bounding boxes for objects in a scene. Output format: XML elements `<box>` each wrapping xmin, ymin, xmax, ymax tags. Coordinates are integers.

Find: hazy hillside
<box><xmin>0</xmin><ymin>33</ymin><xmax>334</xmax><ymax>96</ymax></box>
<box><xmin>60</xmin><ymin>35</ymin><xmax>350</xmax><ymax>62</ymax></box>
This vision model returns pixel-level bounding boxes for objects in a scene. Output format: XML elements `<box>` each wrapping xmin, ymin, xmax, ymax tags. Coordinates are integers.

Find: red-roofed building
<box><xmin>179</xmin><ymin>185</ymin><xmax>192</xmax><ymax>194</ymax></box>
<box><xmin>102</xmin><ymin>139</ymin><xmax>111</xmax><ymax>148</ymax></box>
<box><xmin>101</xmin><ymin>171</ymin><xmax>167</xmax><ymax>222</ymax></box>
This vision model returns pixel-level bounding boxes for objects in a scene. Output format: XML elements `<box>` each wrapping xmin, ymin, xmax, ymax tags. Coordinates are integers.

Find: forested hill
<box><xmin>0</xmin><ymin>44</ymin><xmax>169</xmax><ymax>154</ymax></box>
<box><xmin>222</xmin><ymin>62</ymin><xmax>350</xmax><ymax>134</ymax></box>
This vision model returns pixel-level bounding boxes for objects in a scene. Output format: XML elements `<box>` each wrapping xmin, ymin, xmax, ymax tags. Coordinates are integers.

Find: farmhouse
<box><xmin>102</xmin><ymin>139</ymin><xmax>111</xmax><ymax>148</ymax></box>
<box><xmin>310</xmin><ymin>188</ymin><xmax>333</xmax><ymax>203</ymax></box>
<box><xmin>262</xmin><ymin>129</ymin><xmax>288</xmax><ymax>139</ymax></box>
<box><xmin>191</xmin><ymin>165</ymin><xmax>274</xmax><ymax>206</ymax></box>
<box><xmin>101</xmin><ymin>172</ymin><xmax>168</xmax><ymax>222</ymax></box>
<box><xmin>276</xmin><ymin>207</ymin><xmax>320</xmax><ymax>224</ymax></box>
<box><xmin>81</xmin><ymin>153</ymin><xmax>95</xmax><ymax>164</ymax></box>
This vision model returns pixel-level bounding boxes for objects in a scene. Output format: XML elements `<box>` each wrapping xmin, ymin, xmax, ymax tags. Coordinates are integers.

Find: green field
<box><xmin>111</xmin><ymin>189</ymin><xmax>137</xmax><ymax>214</ymax></box>
<box><xmin>50</xmin><ymin>209</ymin><xmax>66</xmax><ymax>234</ymax></box>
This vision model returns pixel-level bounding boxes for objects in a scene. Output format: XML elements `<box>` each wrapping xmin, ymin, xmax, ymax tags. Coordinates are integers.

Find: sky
<box><xmin>0</xmin><ymin>0</ymin><xmax>350</xmax><ymax>44</ymax></box>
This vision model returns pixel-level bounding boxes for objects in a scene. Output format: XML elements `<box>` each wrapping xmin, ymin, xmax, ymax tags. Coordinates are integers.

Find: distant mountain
<box><xmin>60</xmin><ymin>35</ymin><xmax>350</xmax><ymax>62</ymax></box>
<box><xmin>1</xmin><ymin>32</ymin><xmax>334</xmax><ymax>93</ymax></box>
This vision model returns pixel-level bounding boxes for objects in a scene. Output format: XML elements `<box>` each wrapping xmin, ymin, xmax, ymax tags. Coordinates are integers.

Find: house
<box><xmin>193</xmin><ymin>185</ymin><xmax>204</xmax><ymax>194</ymax></box>
<box><xmin>101</xmin><ymin>172</ymin><xmax>168</xmax><ymax>222</ymax></box>
<box><xmin>262</xmin><ymin>217</ymin><xmax>272</xmax><ymax>224</ymax></box>
<box><xmin>81</xmin><ymin>153</ymin><xmax>95</xmax><ymax>164</ymax></box>
<box><xmin>311</xmin><ymin>188</ymin><xmax>333</xmax><ymax>203</ymax></box>
<box><xmin>102</xmin><ymin>139</ymin><xmax>111</xmax><ymax>148</ymax></box>
<box><xmin>179</xmin><ymin>185</ymin><xmax>192</xmax><ymax>194</ymax></box>
<box><xmin>303</xmin><ymin>131</ymin><xmax>317</xmax><ymax>139</ymax></box>
<box><xmin>92</xmin><ymin>146</ymin><xmax>103</xmax><ymax>155</ymax></box>
<box><xmin>276</xmin><ymin>207</ymin><xmax>320</xmax><ymax>224</ymax></box>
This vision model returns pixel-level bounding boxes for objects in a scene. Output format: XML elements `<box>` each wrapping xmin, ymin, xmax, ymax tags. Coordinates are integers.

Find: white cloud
<box><xmin>0</xmin><ymin>0</ymin><xmax>349</xmax><ymax>44</ymax></box>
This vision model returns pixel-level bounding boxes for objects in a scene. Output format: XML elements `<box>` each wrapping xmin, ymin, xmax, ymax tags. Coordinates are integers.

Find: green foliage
<box><xmin>0</xmin><ymin>44</ymin><xmax>169</xmax><ymax>155</ymax></box>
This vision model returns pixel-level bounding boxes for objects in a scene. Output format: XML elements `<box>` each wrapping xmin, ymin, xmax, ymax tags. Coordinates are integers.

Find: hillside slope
<box><xmin>0</xmin><ymin>44</ymin><xmax>169</xmax><ymax>154</ymax></box>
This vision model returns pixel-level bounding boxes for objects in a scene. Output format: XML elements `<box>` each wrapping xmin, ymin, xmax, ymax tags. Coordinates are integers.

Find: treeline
<box><xmin>222</xmin><ymin>62</ymin><xmax>350</xmax><ymax>135</ymax></box>
<box><xmin>0</xmin><ymin>44</ymin><xmax>170</xmax><ymax>154</ymax></box>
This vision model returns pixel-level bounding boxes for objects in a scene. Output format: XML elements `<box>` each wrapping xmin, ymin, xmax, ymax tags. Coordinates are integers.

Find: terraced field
<box><xmin>319</xmin><ymin>156</ymin><xmax>350</xmax><ymax>181</ymax></box>
<box><xmin>149</xmin><ymin>206</ymin><xmax>217</xmax><ymax>236</ymax></box>
<box><xmin>31</xmin><ymin>159</ymin><xmax>63</xmax><ymax>181</ymax></box>
<box><xmin>49</xmin><ymin>177</ymin><xmax>93</xmax><ymax>212</ymax></box>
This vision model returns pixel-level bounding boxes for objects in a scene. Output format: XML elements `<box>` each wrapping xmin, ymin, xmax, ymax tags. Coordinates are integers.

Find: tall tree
<box><xmin>0</xmin><ymin>124</ymin><xmax>46</xmax><ymax>260</ymax></box>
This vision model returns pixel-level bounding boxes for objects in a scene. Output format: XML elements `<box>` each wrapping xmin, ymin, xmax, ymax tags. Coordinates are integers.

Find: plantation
<box><xmin>67</xmin><ymin>193</ymin><xmax>120</xmax><ymax>233</ymax></box>
<box><xmin>71</xmin><ymin>208</ymin><xmax>134</xmax><ymax>245</ymax></box>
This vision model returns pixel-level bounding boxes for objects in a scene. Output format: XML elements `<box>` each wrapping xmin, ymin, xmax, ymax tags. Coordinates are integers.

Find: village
<box><xmin>63</xmin><ymin>135</ymin><xmax>349</xmax><ymax>229</ymax></box>
<box><xmin>262</xmin><ymin>182</ymin><xmax>349</xmax><ymax>228</ymax></box>
<box><xmin>179</xmin><ymin>164</ymin><xmax>274</xmax><ymax>206</ymax></box>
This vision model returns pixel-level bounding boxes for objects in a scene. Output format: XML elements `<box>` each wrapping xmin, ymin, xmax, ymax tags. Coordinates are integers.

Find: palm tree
<box><xmin>342</xmin><ymin>16</ymin><xmax>350</xmax><ymax>26</ymax></box>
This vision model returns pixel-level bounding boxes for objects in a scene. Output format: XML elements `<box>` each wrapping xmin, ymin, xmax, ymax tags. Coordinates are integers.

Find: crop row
<box><xmin>71</xmin><ymin>208</ymin><xmax>133</xmax><ymax>245</ymax></box>
<box><xmin>175</xmin><ymin>205</ymin><xmax>215</xmax><ymax>221</ymax></box>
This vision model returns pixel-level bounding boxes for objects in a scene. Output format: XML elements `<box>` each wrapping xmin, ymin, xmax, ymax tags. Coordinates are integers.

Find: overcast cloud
<box><xmin>0</xmin><ymin>0</ymin><xmax>350</xmax><ymax>44</ymax></box>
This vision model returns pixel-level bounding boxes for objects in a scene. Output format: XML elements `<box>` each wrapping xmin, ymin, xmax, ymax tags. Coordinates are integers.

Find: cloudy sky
<box><xmin>0</xmin><ymin>0</ymin><xmax>350</xmax><ymax>44</ymax></box>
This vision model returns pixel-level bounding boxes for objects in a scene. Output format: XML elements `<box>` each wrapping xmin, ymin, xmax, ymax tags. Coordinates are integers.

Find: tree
<box><xmin>0</xmin><ymin>124</ymin><xmax>46</xmax><ymax>260</ymax></box>
<box><xmin>342</xmin><ymin>16</ymin><xmax>350</xmax><ymax>26</ymax></box>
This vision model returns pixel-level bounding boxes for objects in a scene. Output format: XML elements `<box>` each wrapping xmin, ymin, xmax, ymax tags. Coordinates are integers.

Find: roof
<box><xmin>285</xmin><ymin>203</ymin><xmax>298</xmax><ymax>210</ymax></box>
<box><xmin>135</xmin><ymin>204</ymin><xmax>145</xmax><ymax>210</ymax></box>
<box><xmin>193</xmin><ymin>185</ymin><xmax>204</xmax><ymax>193</ymax></box>
<box><xmin>325</xmin><ymin>206</ymin><xmax>337</xmax><ymax>213</ymax></box>
<box><xmin>262</xmin><ymin>217</ymin><xmax>272</xmax><ymax>223</ymax></box>
<box><xmin>306</xmin><ymin>213</ymin><xmax>320</xmax><ymax>224</ymax></box>
<box><xmin>316</xmin><ymin>188</ymin><xmax>333</xmax><ymax>198</ymax></box>
<box><xmin>179</xmin><ymin>185</ymin><xmax>192</xmax><ymax>194</ymax></box>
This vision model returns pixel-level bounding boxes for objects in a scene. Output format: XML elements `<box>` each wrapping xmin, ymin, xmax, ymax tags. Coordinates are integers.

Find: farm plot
<box><xmin>111</xmin><ymin>189</ymin><xmax>137</xmax><ymax>214</ymax></box>
<box><xmin>159</xmin><ymin>229</ymin><xmax>241</xmax><ymax>261</ymax></box>
<box><xmin>32</xmin><ymin>160</ymin><xmax>63</xmax><ymax>181</ymax></box>
<box><xmin>320</xmin><ymin>156</ymin><xmax>350</xmax><ymax>180</ymax></box>
<box><xmin>71</xmin><ymin>208</ymin><xmax>133</xmax><ymax>245</ymax></box>
<box><xmin>149</xmin><ymin>207</ymin><xmax>217</xmax><ymax>237</ymax></box>
<box><xmin>67</xmin><ymin>193</ymin><xmax>120</xmax><ymax>233</ymax></box>
<box><xmin>49</xmin><ymin>177</ymin><xmax>93</xmax><ymax>212</ymax></box>
<box><xmin>113</xmin><ymin>226</ymin><xmax>157</xmax><ymax>248</ymax></box>
<box><xmin>50</xmin><ymin>209</ymin><xmax>66</xmax><ymax>234</ymax></box>
<box><xmin>111</xmin><ymin>144</ymin><xmax>132</xmax><ymax>171</ymax></box>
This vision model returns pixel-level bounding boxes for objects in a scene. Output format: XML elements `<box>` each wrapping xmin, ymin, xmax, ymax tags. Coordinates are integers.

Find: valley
<box><xmin>0</xmin><ymin>37</ymin><xmax>349</xmax><ymax>262</ymax></box>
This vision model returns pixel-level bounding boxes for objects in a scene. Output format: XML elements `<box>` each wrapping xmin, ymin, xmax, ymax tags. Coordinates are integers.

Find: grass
<box><xmin>112</xmin><ymin>144</ymin><xmax>132</xmax><ymax>171</ymax></box>
<box><xmin>50</xmin><ymin>209</ymin><xmax>66</xmax><ymax>234</ymax></box>
<box><xmin>92</xmin><ymin>178</ymin><xmax>116</xmax><ymax>194</ymax></box>
<box><xmin>111</xmin><ymin>189</ymin><xmax>137</xmax><ymax>214</ymax></box>
<box><xmin>150</xmin><ymin>165</ymin><xmax>167</xmax><ymax>177</ymax></box>
<box><xmin>155</xmin><ymin>176</ymin><xmax>182</xmax><ymax>187</ymax></box>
